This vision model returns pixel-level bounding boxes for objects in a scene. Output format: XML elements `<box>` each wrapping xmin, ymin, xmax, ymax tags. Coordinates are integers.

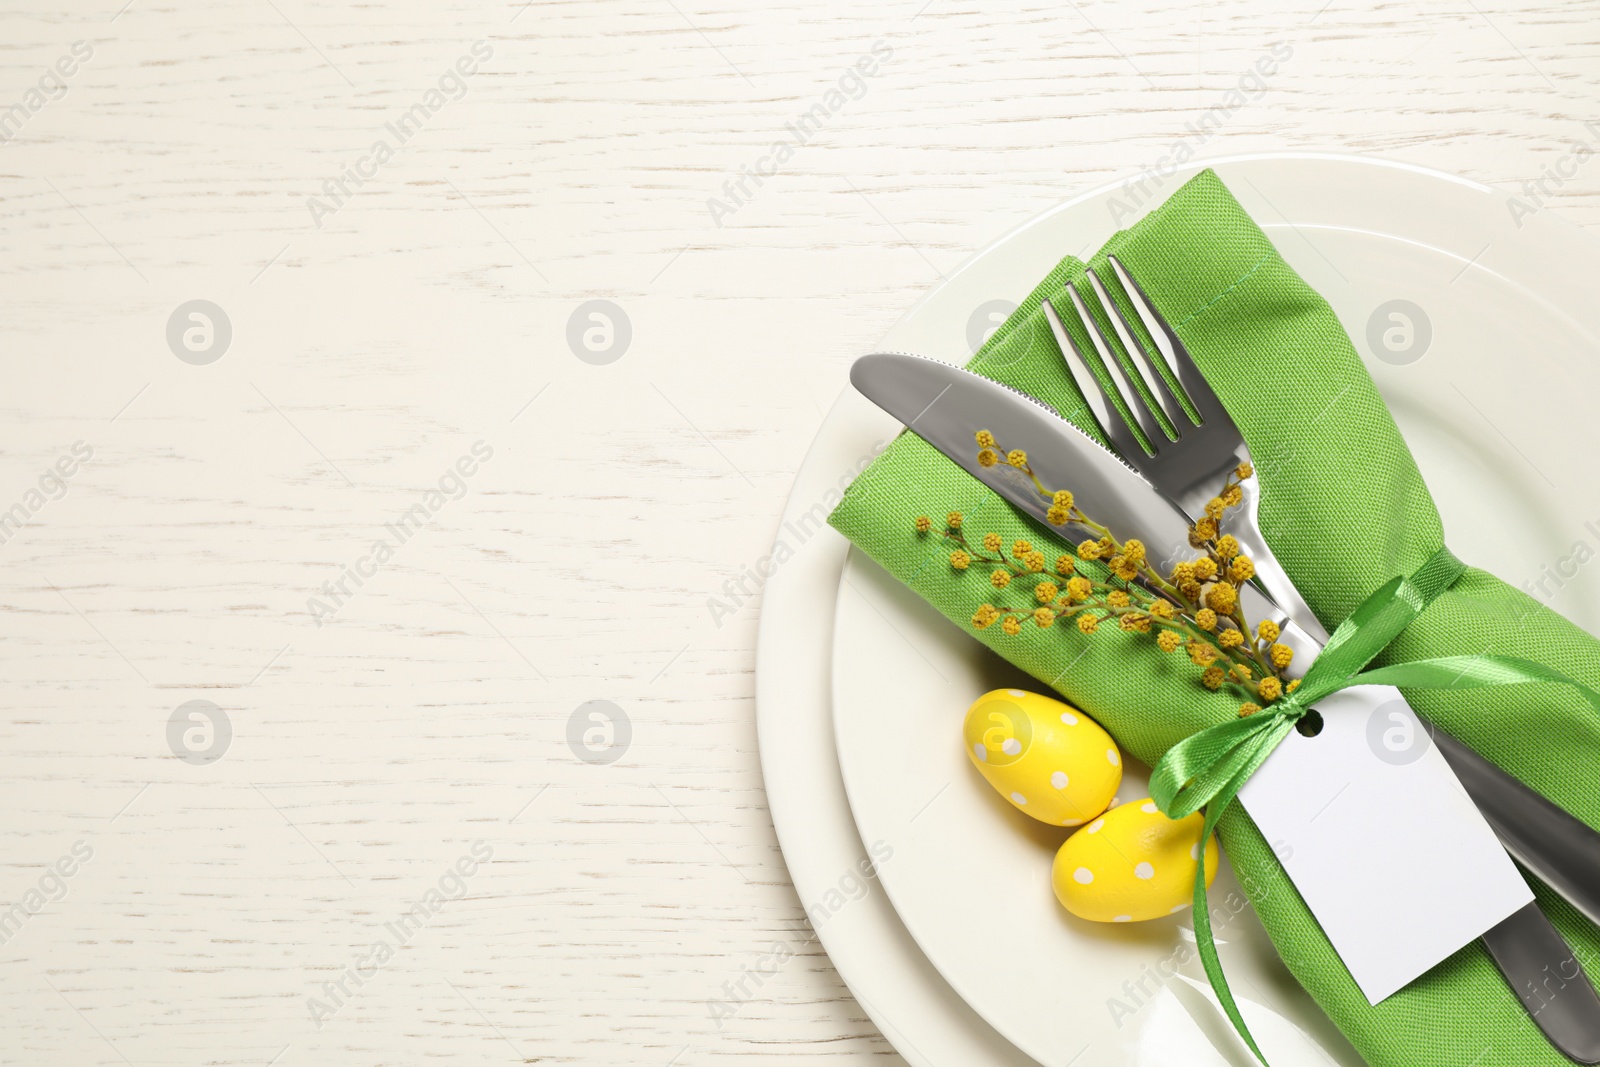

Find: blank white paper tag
<box><xmin>1235</xmin><ymin>685</ymin><xmax>1532</xmax><ymax>1004</ymax></box>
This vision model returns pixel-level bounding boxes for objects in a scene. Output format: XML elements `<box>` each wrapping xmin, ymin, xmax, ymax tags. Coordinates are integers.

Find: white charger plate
<box><xmin>759</xmin><ymin>153</ymin><xmax>1600</xmax><ymax>1067</ymax></box>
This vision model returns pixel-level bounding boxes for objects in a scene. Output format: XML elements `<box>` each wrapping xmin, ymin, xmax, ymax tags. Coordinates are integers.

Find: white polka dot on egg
<box><xmin>1060</xmin><ymin>711</ymin><xmax>1079</xmax><ymax>725</ymax></box>
<box><xmin>1073</xmin><ymin>867</ymin><xmax>1094</xmax><ymax>884</ymax></box>
<box><xmin>1170</xmin><ymin>903</ymin><xmax>1191</xmax><ymax>913</ymax></box>
<box><xmin>1113</xmin><ymin>915</ymin><xmax>1132</xmax><ymax>923</ymax></box>
<box><xmin>1190</xmin><ymin>843</ymin><xmax>1201</xmax><ymax>861</ymax></box>
<box><xmin>1050</xmin><ymin>771</ymin><xmax>1068</xmax><ymax>789</ymax></box>
<box><xmin>1106</xmin><ymin>749</ymin><xmax>1120</xmax><ymax>766</ymax></box>
<box><xmin>1141</xmin><ymin>801</ymin><xmax>1158</xmax><ymax>814</ymax></box>
<box><xmin>1001</xmin><ymin>738</ymin><xmax>1021</xmax><ymax>756</ymax></box>
<box><xmin>1087</xmin><ymin>818</ymin><xmax>1104</xmax><ymax>834</ymax></box>
<box><xmin>1134</xmin><ymin>862</ymin><xmax>1155</xmax><ymax>880</ymax></box>
<box><xmin>1007</xmin><ymin>689</ymin><xmax>1025</xmax><ymax>697</ymax></box>
<box><xmin>1063</xmin><ymin>817</ymin><xmax>1083</xmax><ymax>826</ymax></box>
<box><xmin>1010</xmin><ymin>792</ymin><xmax>1027</xmax><ymax>805</ymax></box>
<box><xmin>973</xmin><ymin>743</ymin><xmax>986</xmax><ymax>762</ymax></box>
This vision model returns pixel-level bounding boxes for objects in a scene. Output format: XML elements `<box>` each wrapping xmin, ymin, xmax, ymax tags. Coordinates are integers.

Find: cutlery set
<box><xmin>850</xmin><ymin>257</ymin><xmax>1600</xmax><ymax>1062</ymax></box>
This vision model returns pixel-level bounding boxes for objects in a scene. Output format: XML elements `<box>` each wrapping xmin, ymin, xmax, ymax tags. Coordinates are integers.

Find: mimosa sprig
<box><xmin>916</xmin><ymin>430</ymin><xmax>1295</xmax><ymax>715</ymax></box>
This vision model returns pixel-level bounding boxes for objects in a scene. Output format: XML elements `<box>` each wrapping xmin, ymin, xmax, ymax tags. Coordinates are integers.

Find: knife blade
<box><xmin>853</xmin><ymin>351</ymin><xmax>1600</xmax><ymax>1059</ymax></box>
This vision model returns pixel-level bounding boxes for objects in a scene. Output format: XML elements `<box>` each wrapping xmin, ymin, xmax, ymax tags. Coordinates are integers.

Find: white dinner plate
<box><xmin>814</xmin><ymin>154</ymin><xmax>1600</xmax><ymax>1065</ymax></box>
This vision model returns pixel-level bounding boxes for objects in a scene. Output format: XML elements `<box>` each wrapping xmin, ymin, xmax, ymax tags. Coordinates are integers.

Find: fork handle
<box><xmin>1227</xmin><ymin>468</ymin><xmax>1333</xmax><ymax>645</ymax></box>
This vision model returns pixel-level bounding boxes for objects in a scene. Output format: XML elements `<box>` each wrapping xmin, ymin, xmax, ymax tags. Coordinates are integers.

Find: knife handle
<box><xmin>1481</xmin><ymin>902</ymin><xmax>1600</xmax><ymax>1063</ymax></box>
<box><xmin>1433</xmin><ymin>725</ymin><xmax>1600</xmax><ymax>929</ymax></box>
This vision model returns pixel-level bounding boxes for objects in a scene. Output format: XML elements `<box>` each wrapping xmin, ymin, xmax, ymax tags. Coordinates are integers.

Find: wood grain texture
<box><xmin>0</xmin><ymin>0</ymin><xmax>1598</xmax><ymax>1062</ymax></box>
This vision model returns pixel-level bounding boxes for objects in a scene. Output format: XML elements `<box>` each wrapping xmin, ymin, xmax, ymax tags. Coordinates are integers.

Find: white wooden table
<box><xmin>2</xmin><ymin>2</ymin><xmax>1597</xmax><ymax>1063</ymax></box>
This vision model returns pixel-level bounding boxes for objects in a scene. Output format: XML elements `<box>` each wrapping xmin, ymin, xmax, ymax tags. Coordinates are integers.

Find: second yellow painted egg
<box><xmin>962</xmin><ymin>688</ymin><xmax>1122</xmax><ymax>827</ymax></box>
<box><xmin>1051</xmin><ymin>797</ymin><xmax>1219</xmax><ymax>923</ymax></box>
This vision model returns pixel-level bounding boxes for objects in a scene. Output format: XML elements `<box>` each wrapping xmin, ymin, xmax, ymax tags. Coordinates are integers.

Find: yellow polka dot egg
<box><xmin>962</xmin><ymin>688</ymin><xmax>1121</xmax><ymax>828</ymax></box>
<box><xmin>1052</xmin><ymin>798</ymin><xmax>1218</xmax><ymax>923</ymax></box>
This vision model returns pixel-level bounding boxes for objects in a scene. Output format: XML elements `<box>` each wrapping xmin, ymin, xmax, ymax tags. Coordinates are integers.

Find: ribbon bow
<box><xmin>1149</xmin><ymin>547</ymin><xmax>1600</xmax><ymax>1065</ymax></box>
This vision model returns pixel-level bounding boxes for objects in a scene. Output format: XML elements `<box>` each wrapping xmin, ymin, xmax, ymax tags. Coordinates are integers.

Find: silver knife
<box><xmin>853</xmin><ymin>351</ymin><xmax>1600</xmax><ymax>1061</ymax></box>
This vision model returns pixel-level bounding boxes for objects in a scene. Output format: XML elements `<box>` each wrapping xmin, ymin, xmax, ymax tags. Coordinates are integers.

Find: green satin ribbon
<box><xmin>1150</xmin><ymin>547</ymin><xmax>1600</xmax><ymax>1065</ymax></box>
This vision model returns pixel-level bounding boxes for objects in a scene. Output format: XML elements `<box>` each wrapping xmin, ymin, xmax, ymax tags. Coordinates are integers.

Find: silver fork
<box><xmin>1043</xmin><ymin>255</ymin><xmax>1600</xmax><ymax>1062</ymax></box>
<box><xmin>1044</xmin><ymin>260</ymin><xmax>1317</xmax><ymax>632</ymax></box>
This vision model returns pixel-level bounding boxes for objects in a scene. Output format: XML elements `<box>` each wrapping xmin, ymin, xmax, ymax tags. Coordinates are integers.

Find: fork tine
<box><xmin>1085</xmin><ymin>267</ymin><xmax>1192</xmax><ymax>429</ymax></box>
<box><xmin>1107</xmin><ymin>255</ymin><xmax>1233</xmax><ymax>429</ymax></box>
<box><xmin>1064</xmin><ymin>283</ymin><xmax>1169</xmax><ymax>456</ymax></box>
<box><xmin>1043</xmin><ymin>296</ymin><xmax>1150</xmax><ymax>461</ymax></box>
<box><xmin>1041</xmin><ymin>298</ymin><xmax>1124</xmax><ymax>450</ymax></box>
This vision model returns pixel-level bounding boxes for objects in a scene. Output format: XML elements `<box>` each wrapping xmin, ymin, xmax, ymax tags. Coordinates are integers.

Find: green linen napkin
<box><xmin>828</xmin><ymin>169</ymin><xmax>1600</xmax><ymax>1067</ymax></box>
